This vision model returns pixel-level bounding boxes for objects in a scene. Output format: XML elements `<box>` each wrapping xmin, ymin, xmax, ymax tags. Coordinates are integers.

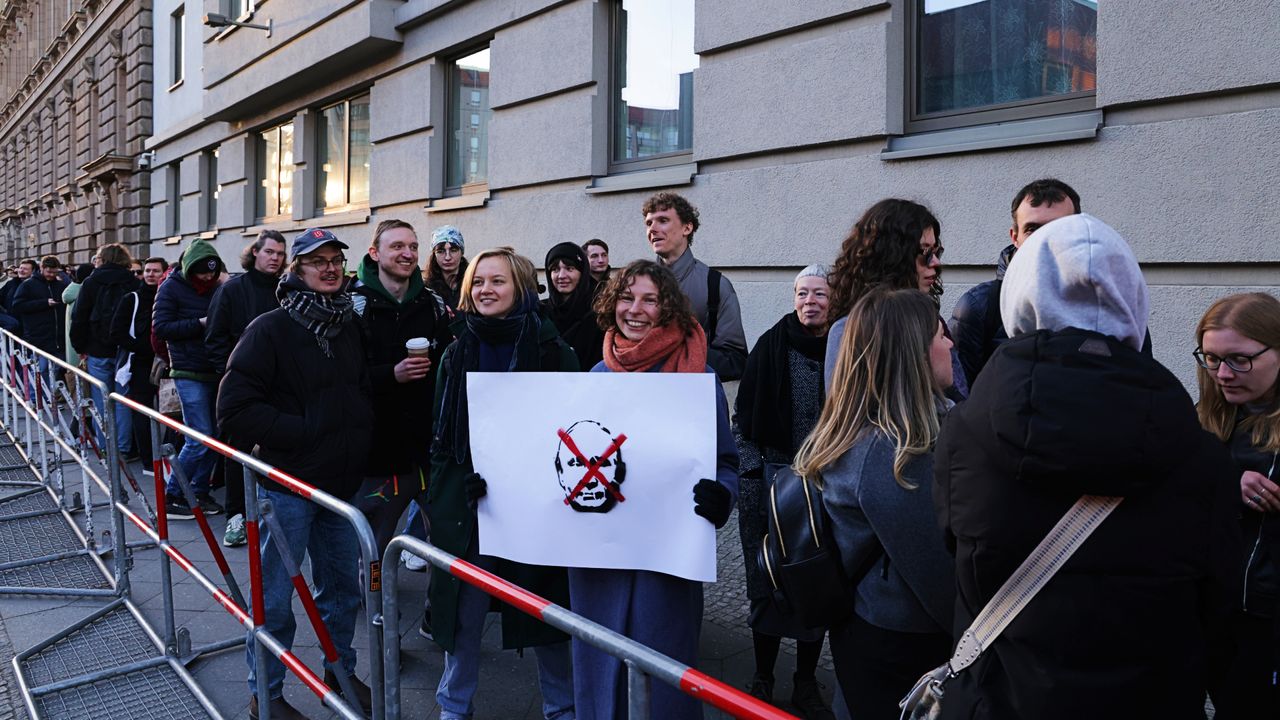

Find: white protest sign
<box><xmin>468</xmin><ymin>371</ymin><xmax>719</xmax><ymax>582</ymax></box>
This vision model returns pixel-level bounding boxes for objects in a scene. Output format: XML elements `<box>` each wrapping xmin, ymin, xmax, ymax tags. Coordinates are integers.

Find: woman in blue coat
<box><xmin>569</xmin><ymin>260</ymin><xmax>740</xmax><ymax>720</ymax></box>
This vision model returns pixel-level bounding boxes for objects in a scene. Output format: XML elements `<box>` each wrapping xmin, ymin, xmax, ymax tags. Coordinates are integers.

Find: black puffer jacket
<box><xmin>352</xmin><ymin>255</ymin><xmax>452</xmax><ymax>476</ymax></box>
<box><xmin>216</xmin><ymin>299</ymin><xmax>373</xmax><ymax>499</ymax></box>
<box><xmin>108</xmin><ymin>284</ymin><xmax>157</xmax><ymax>390</ymax></box>
<box><xmin>205</xmin><ymin>268</ymin><xmax>280</xmax><ymax>374</ymax></box>
<box><xmin>70</xmin><ymin>265</ymin><xmax>139</xmax><ymax>358</ymax></box>
<box><xmin>934</xmin><ymin>328</ymin><xmax>1241</xmax><ymax>720</ymax></box>
<box><xmin>152</xmin><ymin>270</ymin><xmax>217</xmax><ymax>377</ymax></box>
<box><xmin>11</xmin><ymin>275</ymin><xmax>69</xmax><ymax>356</ymax></box>
<box><xmin>1232</xmin><ymin>415</ymin><xmax>1280</xmax><ymax>616</ymax></box>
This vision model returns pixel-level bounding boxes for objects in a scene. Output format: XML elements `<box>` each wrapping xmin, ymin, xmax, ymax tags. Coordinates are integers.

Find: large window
<box><xmin>255</xmin><ymin>122</ymin><xmax>294</xmax><ymax>220</ymax></box>
<box><xmin>202</xmin><ymin>149</ymin><xmax>219</xmax><ymax>230</ymax></box>
<box><xmin>167</xmin><ymin>163</ymin><xmax>181</xmax><ymax>236</ymax></box>
<box><xmin>317</xmin><ymin>94</ymin><xmax>371</xmax><ymax>210</ymax></box>
<box><xmin>909</xmin><ymin>0</ymin><xmax>1097</xmax><ymax>132</ymax></box>
<box><xmin>446</xmin><ymin>48</ymin><xmax>491</xmax><ymax>191</ymax></box>
<box><xmin>611</xmin><ymin>0</ymin><xmax>697</xmax><ymax>169</ymax></box>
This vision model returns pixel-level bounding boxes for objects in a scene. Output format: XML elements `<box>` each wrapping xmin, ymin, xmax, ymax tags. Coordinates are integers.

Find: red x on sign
<box><xmin>559</xmin><ymin>428</ymin><xmax>627</xmax><ymax>505</ymax></box>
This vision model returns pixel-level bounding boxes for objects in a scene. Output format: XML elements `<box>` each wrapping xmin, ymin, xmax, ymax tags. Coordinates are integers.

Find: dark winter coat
<box><xmin>352</xmin><ymin>255</ymin><xmax>452</xmax><ymax>475</ymax></box>
<box><xmin>70</xmin><ymin>264</ymin><xmax>140</xmax><ymax>358</ymax></box>
<box><xmin>205</xmin><ymin>268</ymin><xmax>281</xmax><ymax>374</ymax></box>
<box><xmin>568</xmin><ymin>361</ymin><xmax>740</xmax><ymax>720</ymax></box>
<box><xmin>934</xmin><ymin>328</ymin><xmax>1241</xmax><ymax>720</ymax></box>
<box><xmin>108</xmin><ymin>284</ymin><xmax>157</xmax><ymax>392</ymax></box>
<box><xmin>947</xmin><ymin>243</ymin><xmax>1016</xmax><ymax>388</ymax></box>
<box><xmin>217</xmin><ymin>306</ymin><xmax>373</xmax><ymax>499</ymax></box>
<box><xmin>426</xmin><ymin>315</ymin><xmax>576</xmax><ymax>655</ymax></box>
<box><xmin>153</xmin><ymin>270</ymin><xmax>218</xmax><ymax>379</ymax></box>
<box><xmin>12</xmin><ymin>275</ymin><xmax>69</xmax><ymax>356</ymax></box>
<box><xmin>1232</xmin><ymin>412</ymin><xmax>1280</xmax><ymax>617</ymax></box>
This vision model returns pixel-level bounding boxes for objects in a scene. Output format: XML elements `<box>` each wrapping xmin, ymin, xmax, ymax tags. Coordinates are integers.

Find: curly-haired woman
<box><xmin>823</xmin><ymin>199</ymin><xmax>967</xmax><ymax>401</ymax></box>
<box><xmin>569</xmin><ymin>259</ymin><xmax>740</xmax><ymax>720</ymax></box>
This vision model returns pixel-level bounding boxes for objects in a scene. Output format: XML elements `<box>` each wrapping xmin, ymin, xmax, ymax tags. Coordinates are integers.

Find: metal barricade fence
<box><xmin>111</xmin><ymin>391</ymin><xmax>384</xmax><ymax>720</ymax></box>
<box><xmin>384</xmin><ymin>536</ymin><xmax>800</xmax><ymax>720</ymax></box>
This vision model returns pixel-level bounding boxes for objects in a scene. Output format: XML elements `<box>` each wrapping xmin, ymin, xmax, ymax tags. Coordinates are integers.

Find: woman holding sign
<box><xmin>569</xmin><ymin>260</ymin><xmax>740</xmax><ymax>720</ymax></box>
<box><xmin>428</xmin><ymin>246</ymin><xmax>579</xmax><ymax>720</ymax></box>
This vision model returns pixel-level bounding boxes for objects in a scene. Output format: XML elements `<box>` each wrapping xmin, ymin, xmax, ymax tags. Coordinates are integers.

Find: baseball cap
<box><xmin>292</xmin><ymin>228</ymin><xmax>349</xmax><ymax>258</ymax></box>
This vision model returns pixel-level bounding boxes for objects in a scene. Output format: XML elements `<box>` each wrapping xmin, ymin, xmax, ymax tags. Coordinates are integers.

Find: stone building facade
<box><xmin>145</xmin><ymin>0</ymin><xmax>1278</xmax><ymax>389</ymax></box>
<box><xmin>0</xmin><ymin>0</ymin><xmax>152</xmax><ymax>265</ymax></box>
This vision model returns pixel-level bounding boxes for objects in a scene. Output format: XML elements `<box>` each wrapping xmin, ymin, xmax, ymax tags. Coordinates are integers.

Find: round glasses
<box><xmin>1193</xmin><ymin>346</ymin><xmax>1271</xmax><ymax>373</ymax></box>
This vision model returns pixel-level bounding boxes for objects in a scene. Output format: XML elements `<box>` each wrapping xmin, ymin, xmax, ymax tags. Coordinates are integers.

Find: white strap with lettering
<box><xmin>949</xmin><ymin>494</ymin><xmax>1122</xmax><ymax>674</ymax></box>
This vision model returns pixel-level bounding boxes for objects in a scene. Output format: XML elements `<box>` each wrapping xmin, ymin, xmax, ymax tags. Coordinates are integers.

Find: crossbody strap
<box><xmin>949</xmin><ymin>494</ymin><xmax>1122</xmax><ymax>674</ymax></box>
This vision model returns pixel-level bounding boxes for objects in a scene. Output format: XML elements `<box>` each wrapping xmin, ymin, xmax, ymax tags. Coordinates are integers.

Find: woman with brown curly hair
<box><xmin>823</xmin><ymin>198</ymin><xmax>967</xmax><ymax>400</ymax></box>
<box><xmin>568</xmin><ymin>259</ymin><xmax>740</xmax><ymax>720</ymax></box>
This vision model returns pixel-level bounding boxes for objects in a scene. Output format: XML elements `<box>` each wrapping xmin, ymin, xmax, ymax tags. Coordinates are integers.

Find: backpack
<box><xmin>89</xmin><ymin>279</ymin><xmax>130</xmax><ymax>347</ymax></box>
<box><xmin>705</xmin><ymin>268</ymin><xmax>722</xmax><ymax>344</ymax></box>
<box><xmin>757</xmin><ymin>464</ymin><xmax>877</xmax><ymax>629</ymax></box>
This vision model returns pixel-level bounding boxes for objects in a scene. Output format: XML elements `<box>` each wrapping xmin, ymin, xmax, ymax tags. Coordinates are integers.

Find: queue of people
<box><xmin>1</xmin><ymin>179</ymin><xmax>1275</xmax><ymax>720</ymax></box>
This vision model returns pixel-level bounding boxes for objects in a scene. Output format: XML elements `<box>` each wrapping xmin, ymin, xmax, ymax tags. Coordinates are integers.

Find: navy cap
<box><xmin>292</xmin><ymin>228</ymin><xmax>349</xmax><ymax>258</ymax></box>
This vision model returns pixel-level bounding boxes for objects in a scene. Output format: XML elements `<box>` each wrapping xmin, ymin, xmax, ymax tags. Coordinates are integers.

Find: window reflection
<box><xmin>918</xmin><ymin>0</ymin><xmax>1097</xmax><ymax>116</ymax></box>
<box><xmin>613</xmin><ymin>0</ymin><xmax>697</xmax><ymax>163</ymax></box>
<box><xmin>448</xmin><ymin>48</ymin><xmax>490</xmax><ymax>189</ymax></box>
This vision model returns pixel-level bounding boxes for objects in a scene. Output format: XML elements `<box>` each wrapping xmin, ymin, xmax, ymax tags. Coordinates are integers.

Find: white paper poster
<box><xmin>468</xmin><ymin>371</ymin><xmax>719</xmax><ymax>582</ymax></box>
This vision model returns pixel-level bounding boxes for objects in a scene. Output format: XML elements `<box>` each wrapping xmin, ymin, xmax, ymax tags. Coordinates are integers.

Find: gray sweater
<box><xmin>666</xmin><ymin>248</ymin><xmax>747</xmax><ymax>381</ymax></box>
<box><xmin>821</xmin><ymin>429</ymin><xmax>954</xmax><ymax>634</ymax></box>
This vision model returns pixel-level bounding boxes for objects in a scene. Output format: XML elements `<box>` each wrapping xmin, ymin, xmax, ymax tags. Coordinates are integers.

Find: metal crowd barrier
<box><xmin>111</xmin><ymin>392</ymin><xmax>383</xmax><ymax>720</ymax></box>
<box><xmin>384</xmin><ymin>536</ymin><xmax>800</xmax><ymax>720</ymax></box>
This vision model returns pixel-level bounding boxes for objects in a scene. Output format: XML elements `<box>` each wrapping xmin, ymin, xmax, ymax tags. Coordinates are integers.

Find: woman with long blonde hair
<box><xmin>1194</xmin><ymin>292</ymin><xmax>1280</xmax><ymax>718</ymax></box>
<box><xmin>792</xmin><ymin>287</ymin><xmax>955</xmax><ymax>719</ymax></box>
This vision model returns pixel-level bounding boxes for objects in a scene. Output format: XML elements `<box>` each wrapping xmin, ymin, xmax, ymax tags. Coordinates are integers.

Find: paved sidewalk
<box><xmin>0</xmin><ymin>451</ymin><xmax>837</xmax><ymax>719</ymax></box>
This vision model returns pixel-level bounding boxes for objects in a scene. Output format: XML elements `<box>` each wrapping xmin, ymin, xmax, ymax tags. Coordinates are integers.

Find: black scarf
<box><xmin>542</xmin><ymin>242</ymin><xmax>598</xmax><ymax>333</ymax></box>
<box><xmin>436</xmin><ymin>295</ymin><xmax>544</xmax><ymax>463</ymax></box>
<box><xmin>276</xmin><ymin>273</ymin><xmax>354</xmax><ymax>358</ymax></box>
<box><xmin>736</xmin><ymin>313</ymin><xmax>828</xmax><ymax>455</ymax></box>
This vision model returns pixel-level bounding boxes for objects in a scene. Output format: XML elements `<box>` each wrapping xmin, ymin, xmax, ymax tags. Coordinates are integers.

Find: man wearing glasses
<box><xmin>218</xmin><ymin>228</ymin><xmax>374</xmax><ymax>720</ymax></box>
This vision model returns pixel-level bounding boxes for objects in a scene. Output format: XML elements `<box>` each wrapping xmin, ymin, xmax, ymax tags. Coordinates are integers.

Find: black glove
<box><xmin>693</xmin><ymin>478</ymin><xmax>731</xmax><ymax>529</ymax></box>
<box><xmin>465</xmin><ymin>472</ymin><xmax>487</xmax><ymax>510</ymax></box>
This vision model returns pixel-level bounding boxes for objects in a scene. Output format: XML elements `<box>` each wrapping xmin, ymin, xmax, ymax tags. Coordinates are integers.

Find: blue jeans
<box><xmin>167</xmin><ymin>378</ymin><xmax>217</xmax><ymax>497</ymax></box>
<box><xmin>24</xmin><ymin>356</ymin><xmax>53</xmax><ymax>406</ymax></box>
<box><xmin>437</xmin><ymin>553</ymin><xmax>575</xmax><ymax>719</ymax></box>
<box><xmin>403</xmin><ymin>496</ymin><xmax>429</xmax><ymax>541</ymax></box>
<box><xmin>85</xmin><ymin>356</ymin><xmax>117</xmax><ymax>452</ymax></box>
<box><xmin>247</xmin><ymin>487</ymin><xmax>361</xmax><ymax>698</ymax></box>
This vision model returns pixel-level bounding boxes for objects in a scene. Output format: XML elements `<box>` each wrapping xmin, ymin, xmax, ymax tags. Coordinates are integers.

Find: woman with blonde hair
<box><xmin>428</xmin><ymin>246</ymin><xmax>577</xmax><ymax>720</ymax></box>
<box><xmin>1195</xmin><ymin>292</ymin><xmax>1280</xmax><ymax>718</ymax></box>
<box><xmin>792</xmin><ymin>287</ymin><xmax>955</xmax><ymax>719</ymax></box>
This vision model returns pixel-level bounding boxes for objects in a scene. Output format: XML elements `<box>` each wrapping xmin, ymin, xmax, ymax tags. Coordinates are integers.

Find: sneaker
<box><xmin>223</xmin><ymin>514</ymin><xmax>247</xmax><ymax>547</ymax></box>
<box><xmin>402</xmin><ymin>550</ymin><xmax>428</xmax><ymax>572</ymax></box>
<box><xmin>419</xmin><ymin>610</ymin><xmax>434</xmax><ymax>641</ymax></box>
<box><xmin>164</xmin><ymin>495</ymin><xmax>195</xmax><ymax>520</ymax></box>
<box><xmin>196</xmin><ymin>493</ymin><xmax>224</xmax><ymax>516</ymax></box>
<box><xmin>791</xmin><ymin>674</ymin><xmax>835</xmax><ymax>720</ymax></box>
<box><xmin>142</xmin><ymin>466</ymin><xmax>154</xmax><ymax>477</ymax></box>
<box><xmin>747</xmin><ymin>673</ymin><xmax>773</xmax><ymax>703</ymax></box>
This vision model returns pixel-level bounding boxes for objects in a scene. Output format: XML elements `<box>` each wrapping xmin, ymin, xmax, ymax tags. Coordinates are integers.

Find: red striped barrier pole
<box><xmin>160</xmin><ymin>443</ymin><xmax>247</xmax><ymax>612</ymax></box>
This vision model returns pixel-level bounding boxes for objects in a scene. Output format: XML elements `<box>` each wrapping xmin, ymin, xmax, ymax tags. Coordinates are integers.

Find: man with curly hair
<box><xmin>642</xmin><ymin>191</ymin><xmax>747</xmax><ymax>381</ymax></box>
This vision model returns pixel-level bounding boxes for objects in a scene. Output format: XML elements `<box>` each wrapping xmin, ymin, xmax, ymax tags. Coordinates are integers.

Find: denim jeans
<box><xmin>167</xmin><ymin>378</ymin><xmax>218</xmax><ymax>497</ymax></box>
<box><xmin>85</xmin><ymin>356</ymin><xmax>115</xmax><ymax>452</ymax></box>
<box><xmin>437</xmin><ymin>553</ymin><xmax>575</xmax><ymax>719</ymax></box>
<box><xmin>402</xmin><ymin>496</ymin><xmax>429</xmax><ymax>541</ymax></box>
<box><xmin>247</xmin><ymin>487</ymin><xmax>361</xmax><ymax>698</ymax></box>
<box><xmin>24</xmin><ymin>356</ymin><xmax>53</xmax><ymax>406</ymax></box>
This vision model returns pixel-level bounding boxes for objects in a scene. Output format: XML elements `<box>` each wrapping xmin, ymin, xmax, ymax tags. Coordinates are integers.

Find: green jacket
<box><xmin>427</xmin><ymin>314</ymin><xmax>578</xmax><ymax>654</ymax></box>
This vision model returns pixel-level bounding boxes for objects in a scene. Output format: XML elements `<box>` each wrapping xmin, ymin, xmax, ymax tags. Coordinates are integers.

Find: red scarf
<box><xmin>603</xmin><ymin>322</ymin><xmax>708</xmax><ymax>374</ymax></box>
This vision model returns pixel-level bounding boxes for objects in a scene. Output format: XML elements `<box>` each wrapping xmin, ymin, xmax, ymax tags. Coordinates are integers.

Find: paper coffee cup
<box><xmin>405</xmin><ymin>337</ymin><xmax>431</xmax><ymax>357</ymax></box>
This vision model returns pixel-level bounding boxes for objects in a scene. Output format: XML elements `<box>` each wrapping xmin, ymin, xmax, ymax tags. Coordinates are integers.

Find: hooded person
<box><xmin>540</xmin><ymin>241</ymin><xmax>604</xmax><ymax>371</ymax></box>
<box><xmin>153</xmin><ymin>238</ymin><xmax>227</xmax><ymax>519</ymax></box>
<box><xmin>933</xmin><ymin>214</ymin><xmax>1241</xmax><ymax>720</ymax></box>
<box><xmin>71</xmin><ymin>244</ymin><xmax>141</xmax><ymax>457</ymax></box>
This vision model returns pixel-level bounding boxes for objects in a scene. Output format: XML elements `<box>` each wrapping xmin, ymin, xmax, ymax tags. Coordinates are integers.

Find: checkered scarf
<box><xmin>276</xmin><ymin>274</ymin><xmax>354</xmax><ymax>358</ymax></box>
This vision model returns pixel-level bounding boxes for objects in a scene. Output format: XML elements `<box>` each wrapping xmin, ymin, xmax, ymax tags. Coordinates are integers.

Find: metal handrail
<box><xmin>111</xmin><ymin>391</ymin><xmax>384</xmax><ymax>720</ymax></box>
<box><xmin>383</xmin><ymin>536</ymin><xmax>799</xmax><ymax>720</ymax></box>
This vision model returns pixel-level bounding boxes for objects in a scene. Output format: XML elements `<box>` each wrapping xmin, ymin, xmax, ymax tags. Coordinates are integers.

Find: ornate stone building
<box><xmin>0</xmin><ymin>0</ymin><xmax>152</xmax><ymax>265</ymax></box>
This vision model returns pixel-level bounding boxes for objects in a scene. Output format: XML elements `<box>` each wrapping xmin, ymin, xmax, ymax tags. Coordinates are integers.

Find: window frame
<box><xmin>254</xmin><ymin>120</ymin><xmax>294</xmax><ymax>222</ymax></box>
<box><xmin>903</xmin><ymin>0</ymin><xmax>1097</xmax><ymax>135</ymax></box>
<box><xmin>166</xmin><ymin>163</ymin><xmax>182</xmax><ymax>237</ymax></box>
<box><xmin>169</xmin><ymin>6</ymin><xmax>184</xmax><ymax>90</ymax></box>
<box><xmin>443</xmin><ymin>44</ymin><xmax>492</xmax><ymax>196</ymax></box>
<box><xmin>315</xmin><ymin>93</ymin><xmax>372</xmax><ymax>214</ymax></box>
<box><xmin>200</xmin><ymin>148</ymin><xmax>219</xmax><ymax>231</ymax></box>
<box><xmin>607</xmin><ymin>0</ymin><xmax>697</xmax><ymax>174</ymax></box>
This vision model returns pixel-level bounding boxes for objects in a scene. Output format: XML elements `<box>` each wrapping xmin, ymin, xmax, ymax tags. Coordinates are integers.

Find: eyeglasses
<box><xmin>1193</xmin><ymin>346</ymin><xmax>1272</xmax><ymax>373</ymax></box>
<box><xmin>919</xmin><ymin>246</ymin><xmax>944</xmax><ymax>264</ymax></box>
<box><xmin>434</xmin><ymin>245</ymin><xmax>460</xmax><ymax>257</ymax></box>
<box><xmin>300</xmin><ymin>256</ymin><xmax>347</xmax><ymax>271</ymax></box>
<box><xmin>132</xmin><ymin>270</ymin><xmax>144</xmax><ymax>276</ymax></box>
